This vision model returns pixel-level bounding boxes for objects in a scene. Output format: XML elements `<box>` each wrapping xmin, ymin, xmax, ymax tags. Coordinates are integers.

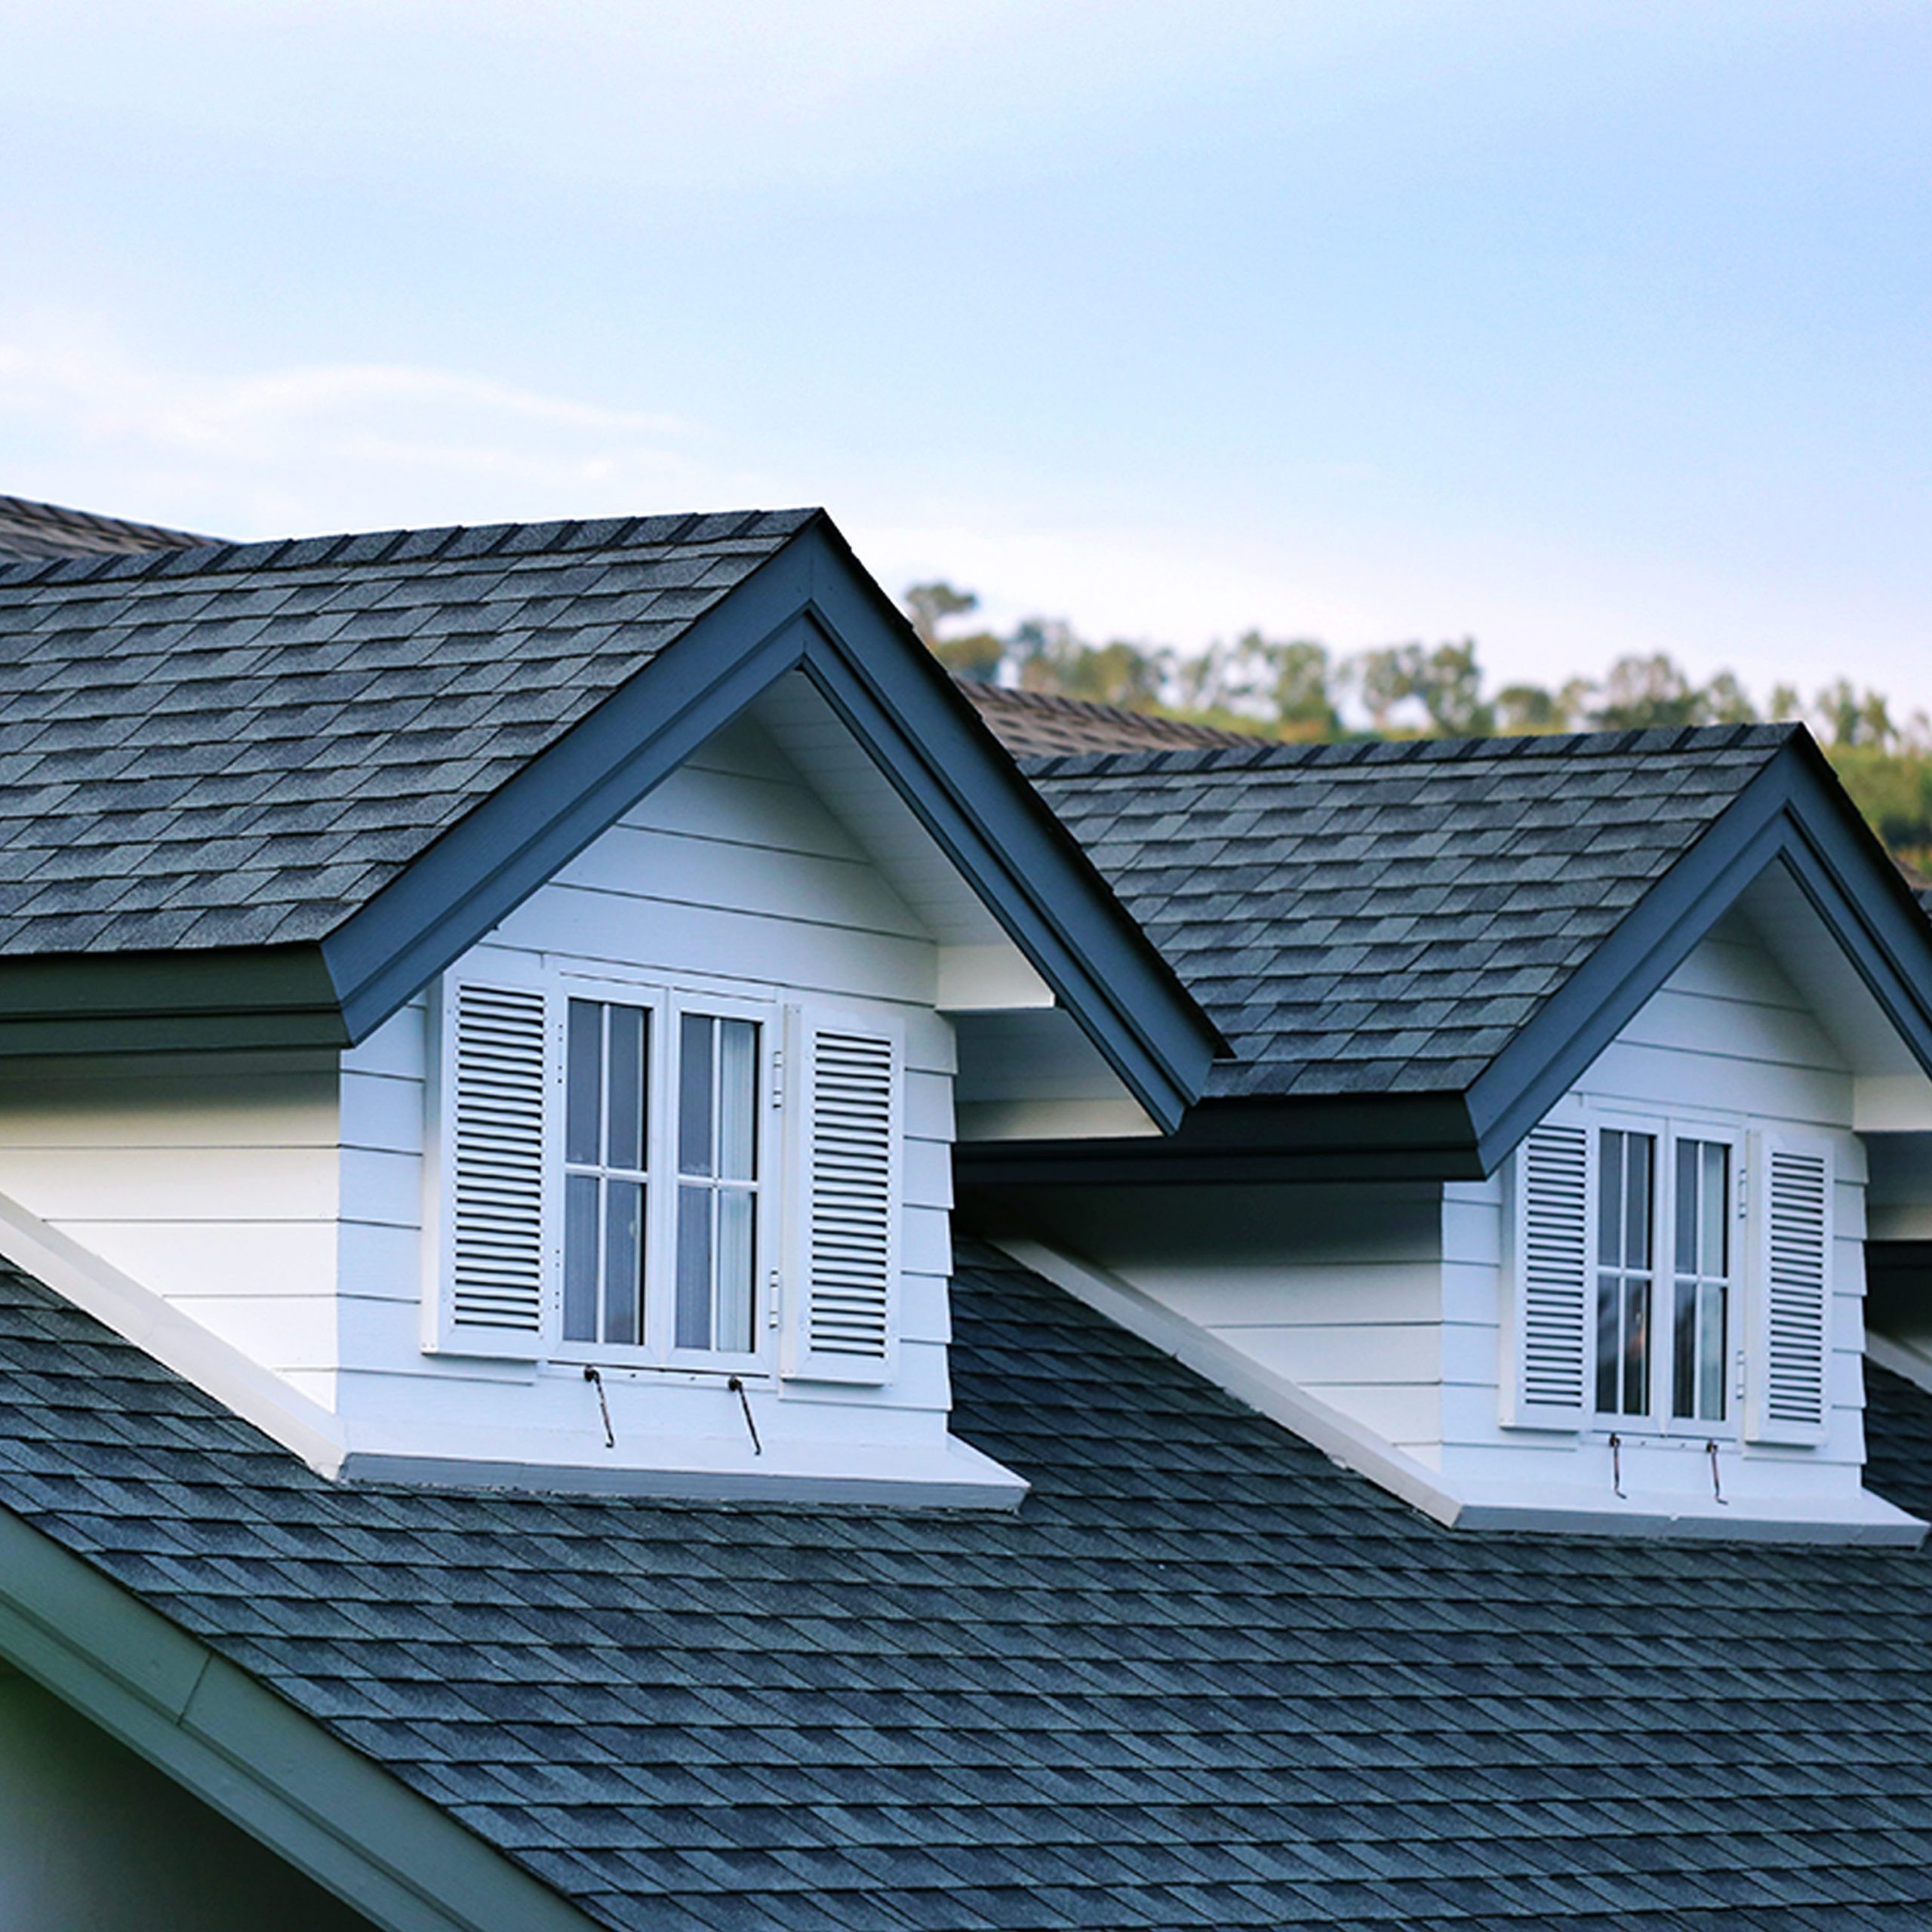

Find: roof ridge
<box><xmin>1018</xmin><ymin>719</ymin><xmax>1804</xmax><ymax>778</ymax></box>
<box><xmin>0</xmin><ymin>505</ymin><xmax>826</xmax><ymax>587</ymax></box>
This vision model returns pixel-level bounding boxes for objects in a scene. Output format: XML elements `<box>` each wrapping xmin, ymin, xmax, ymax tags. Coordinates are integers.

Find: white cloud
<box><xmin>0</xmin><ymin>324</ymin><xmax>714</xmax><ymax>537</ymax></box>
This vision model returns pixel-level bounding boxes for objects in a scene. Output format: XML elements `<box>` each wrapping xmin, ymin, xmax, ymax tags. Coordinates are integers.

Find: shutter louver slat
<box><xmin>1748</xmin><ymin>1143</ymin><xmax>1831</xmax><ymax>1444</ymax></box>
<box><xmin>790</xmin><ymin>1024</ymin><xmax>898</xmax><ymax>1382</ymax></box>
<box><xmin>1507</xmin><ymin>1122</ymin><xmax>1592</xmax><ymax>1429</ymax></box>
<box><xmin>448</xmin><ymin>983</ymin><xmax>549</xmax><ymax>1345</ymax></box>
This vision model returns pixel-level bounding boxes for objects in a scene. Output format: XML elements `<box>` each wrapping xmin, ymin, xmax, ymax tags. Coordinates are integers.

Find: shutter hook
<box><xmin>1706</xmin><ymin>1438</ymin><xmax>1727</xmax><ymax>1505</ymax></box>
<box><xmin>727</xmin><ymin>1376</ymin><xmax>763</xmax><ymax>1456</ymax></box>
<box><xmin>1608</xmin><ymin>1432</ymin><xmax>1626</xmax><ymax>1500</ymax></box>
<box><xmin>582</xmin><ymin>1365</ymin><xmax>616</xmax><ymax>1449</ymax></box>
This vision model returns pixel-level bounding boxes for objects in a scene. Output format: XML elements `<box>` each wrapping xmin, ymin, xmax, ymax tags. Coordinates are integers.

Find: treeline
<box><xmin>904</xmin><ymin>581</ymin><xmax>1932</xmax><ymax>872</ymax></box>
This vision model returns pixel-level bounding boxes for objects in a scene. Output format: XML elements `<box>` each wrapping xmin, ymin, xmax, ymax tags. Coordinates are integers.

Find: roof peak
<box><xmin>0</xmin><ymin>504</ymin><xmax>824</xmax><ymax>586</ymax></box>
<box><xmin>1020</xmin><ymin>718</ymin><xmax>1804</xmax><ymax>778</ymax></box>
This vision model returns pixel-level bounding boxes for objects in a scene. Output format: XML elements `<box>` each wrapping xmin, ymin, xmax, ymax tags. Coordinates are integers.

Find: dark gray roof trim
<box><xmin>327</xmin><ymin>518</ymin><xmax>1217</xmax><ymax>1129</ymax></box>
<box><xmin>0</xmin><ymin>491</ymin><xmax>219</xmax><ymax>560</ymax></box>
<box><xmin>969</xmin><ymin>727</ymin><xmax>1932</xmax><ymax>1181</ymax></box>
<box><xmin>0</xmin><ymin>512</ymin><xmax>1216</xmax><ymax>1128</ymax></box>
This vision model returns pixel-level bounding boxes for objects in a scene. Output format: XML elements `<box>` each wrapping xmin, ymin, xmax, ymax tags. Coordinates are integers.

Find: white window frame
<box><xmin>1587</xmin><ymin>1106</ymin><xmax>1746</xmax><ymax>1441</ymax></box>
<box><xmin>547</xmin><ymin>971</ymin><xmax>779</xmax><ymax>1377</ymax></box>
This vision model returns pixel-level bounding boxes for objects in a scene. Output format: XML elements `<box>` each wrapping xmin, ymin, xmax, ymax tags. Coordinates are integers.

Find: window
<box><xmin>435</xmin><ymin>969</ymin><xmax>903</xmax><ymax>1386</ymax></box>
<box><xmin>1592</xmin><ymin>1126</ymin><xmax>1733</xmax><ymax>1426</ymax></box>
<box><xmin>1507</xmin><ymin>1105</ymin><xmax>1831</xmax><ymax>1444</ymax></box>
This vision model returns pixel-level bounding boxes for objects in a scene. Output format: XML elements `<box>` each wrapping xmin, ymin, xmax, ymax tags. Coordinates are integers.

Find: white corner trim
<box><xmin>0</xmin><ymin>1188</ymin><xmax>347</xmax><ymax>1480</ymax></box>
<box><xmin>992</xmin><ymin>1236</ymin><xmax>1469</xmax><ymax>1529</ymax></box>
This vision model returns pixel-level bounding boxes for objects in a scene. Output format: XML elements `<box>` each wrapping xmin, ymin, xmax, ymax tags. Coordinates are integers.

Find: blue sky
<box><xmin>5</xmin><ymin>2</ymin><xmax>1928</xmax><ymax>712</ymax></box>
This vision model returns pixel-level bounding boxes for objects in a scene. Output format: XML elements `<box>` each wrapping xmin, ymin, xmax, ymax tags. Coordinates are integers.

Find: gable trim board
<box><xmin>0</xmin><ymin>1511</ymin><xmax>598</xmax><ymax>1932</ymax></box>
<box><xmin>961</xmin><ymin>731</ymin><xmax>1932</xmax><ymax>1185</ymax></box>
<box><xmin>0</xmin><ymin>517</ymin><xmax>1220</xmax><ymax>1134</ymax></box>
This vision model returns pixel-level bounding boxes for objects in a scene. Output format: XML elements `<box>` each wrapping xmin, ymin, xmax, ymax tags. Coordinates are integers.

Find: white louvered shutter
<box><xmin>1502</xmin><ymin>1120</ymin><xmax>1594</xmax><ymax>1430</ymax></box>
<box><xmin>437</xmin><ymin>979</ymin><xmax>555</xmax><ymax>1358</ymax></box>
<box><xmin>783</xmin><ymin>1011</ymin><xmax>901</xmax><ymax>1385</ymax></box>
<box><xmin>1745</xmin><ymin>1137</ymin><xmax>1832</xmax><ymax>1445</ymax></box>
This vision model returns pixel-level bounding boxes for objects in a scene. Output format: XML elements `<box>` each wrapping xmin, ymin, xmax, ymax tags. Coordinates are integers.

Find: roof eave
<box><xmin>0</xmin><ymin>1506</ymin><xmax>599</xmax><ymax>1932</ymax></box>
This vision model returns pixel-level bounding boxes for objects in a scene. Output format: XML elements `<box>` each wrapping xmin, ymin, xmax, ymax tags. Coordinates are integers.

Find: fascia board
<box><xmin>321</xmin><ymin>518</ymin><xmax>1217</xmax><ymax>1131</ymax></box>
<box><xmin>0</xmin><ymin>944</ymin><xmax>344</xmax><ymax>1057</ymax></box>
<box><xmin>792</xmin><ymin>534</ymin><xmax>1219</xmax><ymax>1131</ymax></box>
<box><xmin>1466</xmin><ymin>740</ymin><xmax>1932</xmax><ymax>1175</ymax></box>
<box><xmin>321</xmin><ymin>539</ymin><xmax>822</xmax><ymax>1039</ymax></box>
<box><xmin>0</xmin><ymin>1510</ymin><xmax>601</xmax><ymax>1932</ymax></box>
<box><xmin>955</xmin><ymin>1090</ymin><xmax>1484</xmax><ymax>1185</ymax></box>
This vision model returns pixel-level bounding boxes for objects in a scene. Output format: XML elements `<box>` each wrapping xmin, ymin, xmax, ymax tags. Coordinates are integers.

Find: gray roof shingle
<box><xmin>958</xmin><ymin>684</ymin><xmax>1261</xmax><ymax>758</ymax></box>
<box><xmin>0</xmin><ymin>492</ymin><xmax>219</xmax><ymax>561</ymax></box>
<box><xmin>0</xmin><ymin>511</ymin><xmax>816</xmax><ymax>954</ymax></box>
<box><xmin>1024</xmin><ymin>727</ymin><xmax>1795</xmax><ymax>1099</ymax></box>
<box><xmin>5</xmin><ymin>1242</ymin><xmax>1932</xmax><ymax>1929</ymax></box>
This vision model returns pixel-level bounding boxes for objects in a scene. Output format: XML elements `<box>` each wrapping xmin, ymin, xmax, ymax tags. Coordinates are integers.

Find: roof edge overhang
<box><xmin>0</xmin><ymin>518</ymin><xmax>1220</xmax><ymax>1126</ymax></box>
<box><xmin>0</xmin><ymin>1507</ymin><xmax>599</xmax><ymax>1932</ymax></box>
<box><xmin>960</xmin><ymin>732</ymin><xmax>1932</xmax><ymax>1185</ymax></box>
<box><xmin>1462</xmin><ymin>731</ymin><xmax>1932</xmax><ymax>1173</ymax></box>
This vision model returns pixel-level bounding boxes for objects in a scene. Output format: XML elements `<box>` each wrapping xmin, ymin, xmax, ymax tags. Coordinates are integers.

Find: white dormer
<box><xmin>0</xmin><ymin>516</ymin><xmax>1218</xmax><ymax>1510</ymax></box>
<box><xmin>996</xmin><ymin>878</ymin><xmax>1932</xmax><ymax>1544</ymax></box>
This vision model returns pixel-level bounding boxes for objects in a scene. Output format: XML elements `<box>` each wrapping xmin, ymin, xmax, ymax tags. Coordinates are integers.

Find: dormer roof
<box><xmin>988</xmin><ymin>724</ymin><xmax>1932</xmax><ymax>1177</ymax></box>
<box><xmin>0</xmin><ymin>510</ymin><xmax>1219</xmax><ymax>1127</ymax></box>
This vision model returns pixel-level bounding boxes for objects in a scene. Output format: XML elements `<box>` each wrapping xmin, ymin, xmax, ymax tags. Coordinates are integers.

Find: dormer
<box><xmin>0</xmin><ymin>511</ymin><xmax>1218</xmax><ymax>1507</ymax></box>
<box><xmin>971</xmin><ymin>725</ymin><xmax>1932</xmax><ymax>1544</ymax></box>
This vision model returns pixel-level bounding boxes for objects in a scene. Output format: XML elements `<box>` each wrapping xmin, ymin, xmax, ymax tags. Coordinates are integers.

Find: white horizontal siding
<box><xmin>1007</xmin><ymin>1182</ymin><xmax>1448</xmax><ymax>1452</ymax></box>
<box><xmin>1441</xmin><ymin>924</ymin><xmax>1875</xmax><ymax>1512</ymax></box>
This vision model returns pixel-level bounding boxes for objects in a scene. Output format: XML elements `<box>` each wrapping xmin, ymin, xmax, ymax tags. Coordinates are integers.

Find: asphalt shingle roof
<box><xmin>0</xmin><ymin>491</ymin><xmax>218</xmax><ymax>561</ymax></box>
<box><xmin>1025</xmin><ymin>725</ymin><xmax>1796</xmax><ymax>1100</ymax></box>
<box><xmin>5</xmin><ymin>1240</ymin><xmax>1932</xmax><ymax>1931</ymax></box>
<box><xmin>0</xmin><ymin>510</ymin><xmax>814</xmax><ymax>954</ymax></box>
<box><xmin>958</xmin><ymin>684</ymin><xmax>1261</xmax><ymax>758</ymax></box>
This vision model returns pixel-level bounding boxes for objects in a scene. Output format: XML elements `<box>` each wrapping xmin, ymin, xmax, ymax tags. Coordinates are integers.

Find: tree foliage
<box><xmin>900</xmin><ymin>580</ymin><xmax>1932</xmax><ymax>867</ymax></box>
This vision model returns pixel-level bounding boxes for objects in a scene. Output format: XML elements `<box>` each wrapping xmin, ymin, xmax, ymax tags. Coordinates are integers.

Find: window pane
<box><xmin>675</xmin><ymin>1183</ymin><xmax>712</xmax><ymax>1349</ymax></box>
<box><xmin>1700</xmin><ymin>1283</ymin><xmax>1727</xmax><ymax>1422</ymax></box>
<box><xmin>1626</xmin><ymin>1136</ymin><xmax>1653</xmax><ymax>1271</ymax></box>
<box><xmin>1622</xmin><ymin>1277</ymin><xmax>1651</xmax><ymax>1414</ymax></box>
<box><xmin>717</xmin><ymin>1019</ymin><xmax>758</xmax><ymax>1182</ymax></box>
<box><xmin>603</xmin><ymin>1179</ymin><xmax>644</xmax><ymax>1346</ymax></box>
<box><xmin>566</xmin><ymin>999</ymin><xmax>602</xmax><ymax>1165</ymax></box>
<box><xmin>1675</xmin><ymin>1140</ymin><xmax>1698</xmax><ymax>1282</ymax></box>
<box><xmin>1598</xmin><ymin>1131</ymin><xmax>1624</xmax><ymax>1268</ymax></box>
<box><xmin>1596</xmin><ymin>1275</ymin><xmax>1620</xmax><ymax>1413</ymax></box>
<box><xmin>1701</xmin><ymin>1140</ymin><xmax>1729</xmax><ymax>1277</ymax></box>
<box><xmin>715</xmin><ymin>1186</ymin><xmax>756</xmax><ymax>1353</ymax></box>
<box><xmin>679</xmin><ymin>1014</ymin><xmax>713</xmax><ymax>1177</ymax></box>
<box><xmin>607</xmin><ymin>1004</ymin><xmax>647</xmax><ymax>1173</ymax></box>
<box><xmin>562</xmin><ymin>1172</ymin><xmax>600</xmax><ymax>1343</ymax></box>
<box><xmin>1672</xmin><ymin>1278</ymin><xmax>1697</xmax><ymax>1418</ymax></box>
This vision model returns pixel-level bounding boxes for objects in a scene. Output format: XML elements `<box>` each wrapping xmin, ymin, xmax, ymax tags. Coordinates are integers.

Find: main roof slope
<box><xmin>0</xmin><ymin>491</ymin><xmax>217</xmax><ymax>561</ymax></box>
<box><xmin>1026</xmin><ymin>725</ymin><xmax>1803</xmax><ymax>1100</ymax></box>
<box><xmin>7</xmin><ymin>1241</ymin><xmax>1932</xmax><ymax>1931</ymax></box>
<box><xmin>0</xmin><ymin>511</ymin><xmax>811</xmax><ymax>953</ymax></box>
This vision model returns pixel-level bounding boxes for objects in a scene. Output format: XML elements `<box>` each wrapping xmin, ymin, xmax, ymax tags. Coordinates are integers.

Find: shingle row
<box><xmin>1027</xmin><ymin>727</ymin><xmax>1791</xmax><ymax>1097</ymax></box>
<box><xmin>6</xmin><ymin>1241</ymin><xmax>1932</xmax><ymax>1930</ymax></box>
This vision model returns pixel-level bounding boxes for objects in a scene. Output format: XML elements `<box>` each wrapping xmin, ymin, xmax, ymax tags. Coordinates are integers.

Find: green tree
<box><xmin>901</xmin><ymin>581</ymin><xmax>1005</xmax><ymax>682</ymax></box>
<box><xmin>1590</xmin><ymin>654</ymin><xmax>1703</xmax><ymax>731</ymax></box>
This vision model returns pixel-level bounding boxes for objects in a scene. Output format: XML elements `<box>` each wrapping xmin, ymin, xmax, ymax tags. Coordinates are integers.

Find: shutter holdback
<box><xmin>582</xmin><ymin>1366</ymin><xmax>616</xmax><ymax>1449</ymax></box>
<box><xmin>727</xmin><ymin>1376</ymin><xmax>763</xmax><ymax>1456</ymax></box>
